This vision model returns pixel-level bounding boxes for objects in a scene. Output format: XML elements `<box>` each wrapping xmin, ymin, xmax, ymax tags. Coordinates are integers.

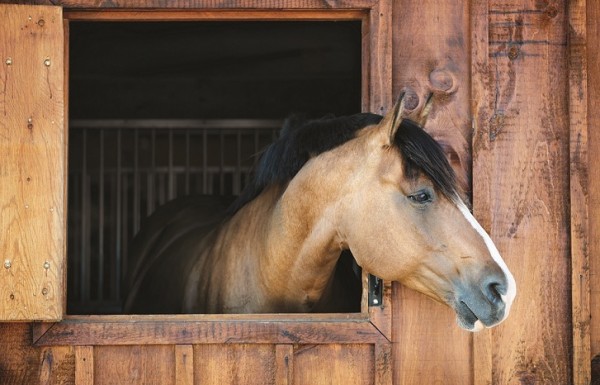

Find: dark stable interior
<box><xmin>67</xmin><ymin>21</ymin><xmax>362</xmax><ymax>314</ymax></box>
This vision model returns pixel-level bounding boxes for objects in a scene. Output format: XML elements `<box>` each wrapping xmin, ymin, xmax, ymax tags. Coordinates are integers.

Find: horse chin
<box><xmin>454</xmin><ymin>301</ymin><xmax>486</xmax><ymax>332</ymax></box>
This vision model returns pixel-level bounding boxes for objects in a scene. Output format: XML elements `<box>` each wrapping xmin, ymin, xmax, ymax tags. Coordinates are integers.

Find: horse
<box><xmin>123</xmin><ymin>95</ymin><xmax>516</xmax><ymax>331</ymax></box>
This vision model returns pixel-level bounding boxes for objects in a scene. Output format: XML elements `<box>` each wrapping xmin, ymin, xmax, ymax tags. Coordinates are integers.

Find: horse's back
<box><xmin>123</xmin><ymin>195</ymin><xmax>234</xmax><ymax>314</ymax></box>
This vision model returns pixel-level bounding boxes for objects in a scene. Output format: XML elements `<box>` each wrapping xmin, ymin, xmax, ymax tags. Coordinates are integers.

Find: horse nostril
<box><xmin>482</xmin><ymin>277</ymin><xmax>506</xmax><ymax>305</ymax></box>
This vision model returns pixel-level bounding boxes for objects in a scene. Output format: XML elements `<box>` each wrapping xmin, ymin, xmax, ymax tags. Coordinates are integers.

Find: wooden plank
<box><xmin>29</xmin><ymin>0</ymin><xmax>381</xmax><ymax>9</ymax></box>
<box><xmin>568</xmin><ymin>1</ymin><xmax>591</xmax><ymax>384</ymax></box>
<box><xmin>275</xmin><ymin>345</ymin><xmax>294</xmax><ymax>385</ymax></box>
<box><xmin>34</xmin><ymin>319</ymin><xmax>388</xmax><ymax>346</ymax></box>
<box><xmin>471</xmin><ymin>1</ymin><xmax>571</xmax><ymax>384</ymax></box>
<box><xmin>94</xmin><ymin>345</ymin><xmax>175</xmax><ymax>385</ymax></box>
<box><xmin>174</xmin><ymin>345</ymin><xmax>194</xmax><ymax>385</ymax></box>
<box><xmin>392</xmin><ymin>284</ymin><xmax>473</xmax><ymax>385</ymax></box>
<box><xmin>293</xmin><ymin>344</ymin><xmax>373</xmax><ymax>385</ymax></box>
<box><xmin>0</xmin><ymin>323</ymin><xmax>74</xmax><ymax>384</ymax></box>
<box><xmin>195</xmin><ymin>344</ymin><xmax>276</xmax><ymax>385</ymax></box>
<box><xmin>391</xmin><ymin>1</ymin><xmax>473</xmax><ymax>384</ymax></box>
<box><xmin>0</xmin><ymin>4</ymin><xmax>66</xmax><ymax>321</ymax></box>
<box><xmin>368</xmin><ymin>280</ymin><xmax>392</xmax><ymax>341</ymax></box>
<box><xmin>374</xmin><ymin>343</ymin><xmax>392</xmax><ymax>385</ymax></box>
<box><xmin>75</xmin><ymin>346</ymin><xmax>93</xmax><ymax>385</ymax></box>
<box><xmin>64</xmin><ymin>9</ymin><xmax>366</xmax><ymax>21</ymax></box>
<box><xmin>470</xmin><ymin>2</ymin><xmax>494</xmax><ymax>383</ymax></box>
<box><xmin>588</xmin><ymin>0</ymin><xmax>600</xmax><ymax>369</ymax></box>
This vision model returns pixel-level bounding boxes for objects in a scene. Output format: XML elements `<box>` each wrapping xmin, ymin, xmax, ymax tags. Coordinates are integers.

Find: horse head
<box><xmin>337</xmin><ymin>95</ymin><xmax>516</xmax><ymax>331</ymax></box>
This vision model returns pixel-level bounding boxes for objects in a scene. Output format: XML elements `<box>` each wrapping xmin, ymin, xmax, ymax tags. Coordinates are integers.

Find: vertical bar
<box><xmin>175</xmin><ymin>345</ymin><xmax>194</xmax><ymax>385</ymax></box>
<box><xmin>235</xmin><ymin>130</ymin><xmax>242</xmax><ymax>195</ymax></box>
<box><xmin>80</xmin><ymin>129</ymin><xmax>89</xmax><ymax>302</ymax></box>
<box><xmin>149</xmin><ymin>129</ymin><xmax>156</xmax><ymax>213</ymax></box>
<box><xmin>98</xmin><ymin>129</ymin><xmax>105</xmax><ymax>301</ymax></box>
<box><xmin>133</xmin><ymin>129</ymin><xmax>140</xmax><ymax>235</ymax></box>
<box><xmin>219</xmin><ymin>130</ymin><xmax>225</xmax><ymax>194</ymax></box>
<box><xmin>202</xmin><ymin>130</ymin><xmax>208</xmax><ymax>194</ymax></box>
<box><xmin>185</xmin><ymin>129</ymin><xmax>190</xmax><ymax>195</ymax></box>
<box><xmin>568</xmin><ymin>0</ymin><xmax>591</xmax><ymax>383</ymax></box>
<box><xmin>168</xmin><ymin>129</ymin><xmax>175</xmax><ymax>200</ymax></box>
<box><xmin>275</xmin><ymin>345</ymin><xmax>294</xmax><ymax>385</ymax></box>
<box><xmin>115</xmin><ymin>130</ymin><xmax>123</xmax><ymax>301</ymax></box>
<box><xmin>75</xmin><ymin>346</ymin><xmax>94</xmax><ymax>385</ymax></box>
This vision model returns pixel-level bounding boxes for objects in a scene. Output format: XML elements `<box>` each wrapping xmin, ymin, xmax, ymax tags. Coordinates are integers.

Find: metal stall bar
<box><xmin>98</xmin><ymin>130</ymin><xmax>105</xmax><ymax>301</ymax></box>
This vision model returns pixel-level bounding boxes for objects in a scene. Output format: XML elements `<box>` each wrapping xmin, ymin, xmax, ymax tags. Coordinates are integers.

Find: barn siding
<box><xmin>587</xmin><ymin>0</ymin><xmax>600</xmax><ymax>378</ymax></box>
<box><xmin>392</xmin><ymin>1</ymin><xmax>473</xmax><ymax>384</ymax></box>
<box><xmin>0</xmin><ymin>1</ymin><xmax>597</xmax><ymax>384</ymax></box>
<box><xmin>472</xmin><ymin>1</ymin><xmax>572</xmax><ymax>384</ymax></box>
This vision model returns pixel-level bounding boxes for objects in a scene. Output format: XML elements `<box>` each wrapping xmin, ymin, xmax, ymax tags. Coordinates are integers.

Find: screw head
<box><xmin>5</xmin><ymin>58</ymin><xmax>12</xmax><ymax>65</ymax></box>
<box><xmin>44</xmin><ymin>58</ymin><xmax>51</xmax><ymax>67</ymax></box>
<box><xmin>43</xmin><ymin>261</ymin><xmax>50</xmax><ymax>270</ymax></box>
<box><xmin>4</xmin><ymin>260</ymin><xmax>11</xmax><ymax>269</ymax></box>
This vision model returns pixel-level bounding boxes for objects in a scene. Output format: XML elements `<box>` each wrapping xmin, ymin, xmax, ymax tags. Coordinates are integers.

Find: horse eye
<box><xmin>408</xmin><ymin>190</ymin><xmax>432</xmax><ymax>204</ymax></box>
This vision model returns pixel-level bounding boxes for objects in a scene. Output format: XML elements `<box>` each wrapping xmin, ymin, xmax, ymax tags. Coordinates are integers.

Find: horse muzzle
<box><xmin>452</xmin><ymin>273</ymin><xmax>511</xmax><ymax>332</ymax></box>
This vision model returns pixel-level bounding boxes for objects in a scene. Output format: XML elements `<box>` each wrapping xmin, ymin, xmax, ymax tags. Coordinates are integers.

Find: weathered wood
<box><xmin>195</xmin><ymin>344</ymin><xmax>276</xmax><ymax>385</ymax></box>
<box><xmin>588</xmin><ymin>0</ymin><xmax>600</xmax><ymax>369</ymax></box>
<box><xmin>0</xmin><ymin>323</ymin><xmax>74</xmax><ymax>384</ymax></box>
<box><xmin>275</xmin><ymin>344</ymin><xmax>294</xmax><ymax>385</ymax></box>
<box><xmin>293</xmin><ymin>344</ymin><xmax>373</xmax><ymax>385</ymax></box>
<box><xmin>392</xmin><ymin>1</ymin><xmax>473</xmax><ymax>384</ymax></box>
<box><xmin>64</xmin><ymin>9</ymin><xmax>366</xmax><ymax>21</ymax></box>
<box><xmin>0</xmin><ymin>4</ymin><xmax>66</xmax><ymax>321</ymax></box>
<box><xmin>568</xmin><ymin>1</ymin><xmax>591</xmax><ymax>384</ymax></box>
<box><xmin>471</xmin><ymin>1</ymin><xmax>571</xmax><ymax>384</ymax></box>
<box><xmin>174</xmin><ymin>345</ymin><xmax>194</xmax><ymax>385</ymax></box>
<box><xmin>34</xmin><ymin>318</ymin><xmax>389</xmax><ymax>346</ymax></box>
<box><xmin>23</xmin><ymin>0</ymin><xmax>381</xmax><ymax>7</ymax></box>
<box><xmin>94</xmin><ymin>345</ymin><xmax>175</xmax><ymax>385</ymax></box>
<box><xmin>74</xmin><ymin>346</ymin><xmax>93</xmax><ymax>385</ymax></box>
<box><xmin>374</xmin><ymin>343</ymin><xmax>392</xmax><ymax>385</ymax></box>
<box><xmin>368</xmin><ymin>280</ymin><xmax>393</xmax><ymax>341</ymax></box>
<box><xmin>471</xmin><ymin>3</ymin><xmax>494</xmax><ymax>384</ymax></box>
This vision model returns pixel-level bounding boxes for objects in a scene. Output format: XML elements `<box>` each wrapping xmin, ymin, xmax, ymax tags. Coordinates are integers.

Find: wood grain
<box><xmin>34</xmin><ymin>318</ymin><xmax>388</xmax><ymax>346</ymax></box>
<box><xmin>275</xmin><ymin>344</ymin><xmax>294</xmax><ymax>385</ymax></box>
<box><xmin>194</xmin><ymin>344</ymin><xmax>276</xmax><ymax>385</ymax></box>
<box><xmin>94</xmin><ymin>345</ymin><xmax>175</xmax><ymax>385</ymax></box>
<box><xmin>0</xmin><ymin>323</ymin><xmax>74</xmax><ymax>384</ymax></box>
<box><xmin>588</xmin><ymin>0</ymin><xmax>600</xmax><ymax>370</ymax></box>
<box><xmin>21</xmin><ymin>0</ymin><xmax>381</xmax><ymax>8</ymax></box>
<box><xmin>175</xmin><ymin>345</ymin><xmax>194</xmax><ymax>385</ymax></box>
<box><xmin>392</xmin><ymin>1</ymin><xmax>473</xmax><ymax>384</ymax></box>
<box><xmin>74</xmin><ymin>346</ymin><xmax>93</xmax><ymax>385</ymax></box>
<box><xmin>0</xmin><ymin>4</ymin><xmax>66</xmax><ymax>321</ymax></box>
<box><xmin>293</xmin><ymin>344</ymin><xmax>373</xmax><ymax>385</ymax></box>
<box><xmin>471</xmin><ymin>1</ymin><xmax>572</xmax><ymax>384</ymax></box>
<box><xmin>568</xmin><ymin>1</ymin><xmax>591</xmax><ymax>384</ymax></box>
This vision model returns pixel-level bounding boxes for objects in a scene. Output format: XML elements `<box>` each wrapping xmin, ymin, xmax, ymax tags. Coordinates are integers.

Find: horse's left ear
<box><xmin>379</xmin><ymin>93</ymin><xmax>406</xmax><ymax>145</ymax></box>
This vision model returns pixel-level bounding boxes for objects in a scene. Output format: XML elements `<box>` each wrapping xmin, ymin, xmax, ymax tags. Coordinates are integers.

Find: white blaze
<box><xmin>457</xmin><ymin>200</ymin><xmax>517</xmax><ymax>326</ymax></box>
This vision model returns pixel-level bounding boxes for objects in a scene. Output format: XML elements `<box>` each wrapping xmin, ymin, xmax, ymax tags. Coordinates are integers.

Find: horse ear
<box><xmin>380</xmin><ymin>93</ymin><xmax>406</xmax><ymax>145</ymax></box>
<box><xmin>415</xmin><ymin>93</ymin><xmax>434</xmax><ymax>127</ymax></box>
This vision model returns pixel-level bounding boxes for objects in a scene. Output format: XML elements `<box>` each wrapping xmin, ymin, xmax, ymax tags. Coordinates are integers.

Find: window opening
<box><xmin>67</xmin><ymin>21</ymin><xmax>362</xmax><ymax>314</ymax></box>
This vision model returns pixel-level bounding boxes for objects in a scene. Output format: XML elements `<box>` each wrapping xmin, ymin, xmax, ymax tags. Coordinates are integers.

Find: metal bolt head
<box><xmin>43</xmin><ymin>261</ymin><xmax>50</xmax><ymax>270</ymax></box>
<box><xmin>4</xmin><ymin>260</ymin><xmax>11</xmax><ymax>269</ymax></box>
<box><xmin>42</xmin><ymin>287</ymin><xmax>48</xmax><ymax>295</ymax></box>
<box><xmin>44</xmin><ymin>58</ymin><xmax>51</xmax><ymax>67</ymax></box>
<box><xmin>5</xmin><ymin>58</ymin><xmax>12</xmax><ymax>66</ymax></box>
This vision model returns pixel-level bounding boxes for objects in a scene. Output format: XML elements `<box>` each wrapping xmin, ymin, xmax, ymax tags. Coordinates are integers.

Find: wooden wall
<box><xmin>588</xmin><ymin>0</ymin><xmax>600</xmax><ymax>378</ymax></box>
<box><xmin>0</xmin><ymin>1</ymin><xmax>598</xmax><ymax>384</ymax></box>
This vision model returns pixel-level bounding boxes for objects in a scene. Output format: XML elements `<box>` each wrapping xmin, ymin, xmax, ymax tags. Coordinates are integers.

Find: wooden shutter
<box><xmin>0</xmin><ymin>4</ymin><xmax>65</xmax><ymax>321</ymax></box>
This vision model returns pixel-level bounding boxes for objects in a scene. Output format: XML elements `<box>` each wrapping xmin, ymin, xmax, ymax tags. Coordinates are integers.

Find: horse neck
<box><xmin>254</xmin><ymin>158</ymin><xmax>352</xmax><ymax>311</ymax></box>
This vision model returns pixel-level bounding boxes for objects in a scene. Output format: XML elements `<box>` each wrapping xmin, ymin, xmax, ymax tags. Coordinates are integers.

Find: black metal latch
<box><xmin>368</xmin><ymin>274</ymin><xmax>383</xmax><ymax>307</ymax></box>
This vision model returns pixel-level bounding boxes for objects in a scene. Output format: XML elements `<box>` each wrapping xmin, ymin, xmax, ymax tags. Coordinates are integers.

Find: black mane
<box><xmin>227</xmin><ymin>113</ymin><xmax>458</xmax><ymax>215</ymax></box>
